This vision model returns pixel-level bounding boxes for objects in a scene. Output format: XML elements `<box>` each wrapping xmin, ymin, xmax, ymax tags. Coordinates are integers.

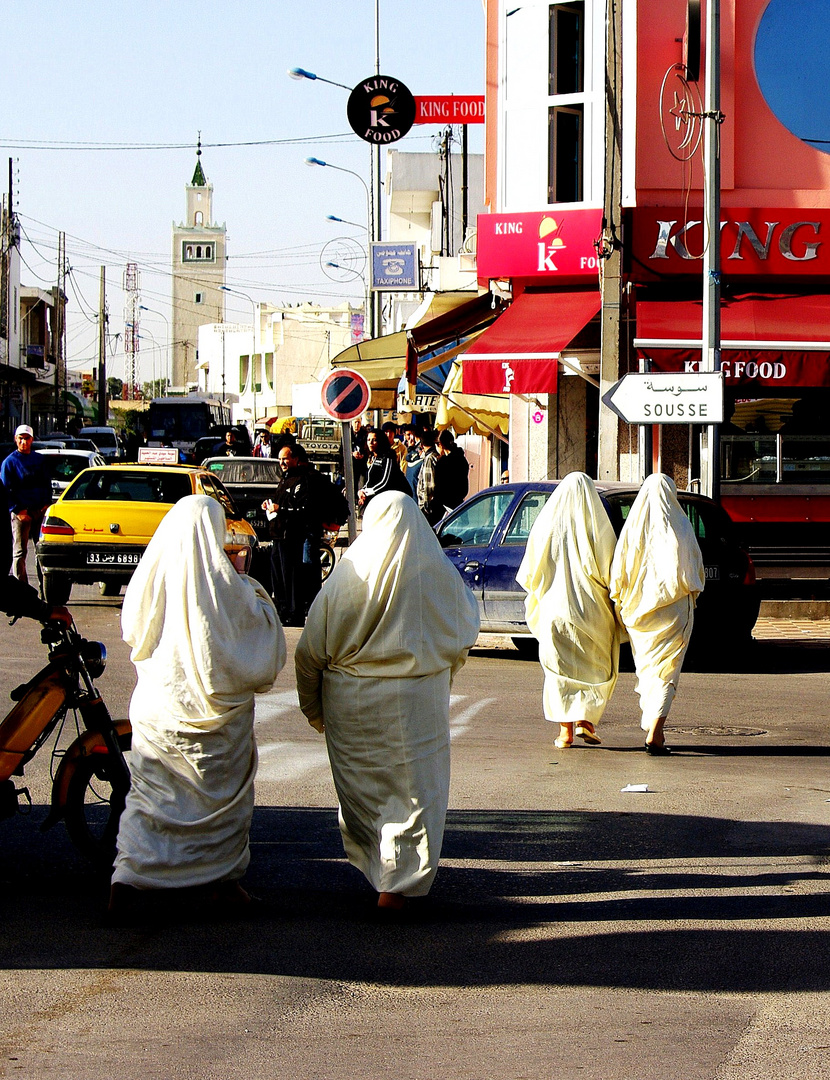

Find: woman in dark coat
<box><xmin>357</xmin><ymin>427</ymin><xmax>411</xmax><ymax>509</ymax></box>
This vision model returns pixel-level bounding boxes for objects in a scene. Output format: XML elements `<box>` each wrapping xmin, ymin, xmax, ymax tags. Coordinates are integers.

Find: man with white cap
<box><xmin>1</xmin><ymin>425</ymin><xmax>51</xmax><ymax>583</ymax></box>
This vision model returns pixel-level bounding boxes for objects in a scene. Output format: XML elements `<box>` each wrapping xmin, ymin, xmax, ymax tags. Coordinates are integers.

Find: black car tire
<box><xmin>42</xmin><ymin>573</ymin><xmax>72</xmax><ymax>606</ymax></box>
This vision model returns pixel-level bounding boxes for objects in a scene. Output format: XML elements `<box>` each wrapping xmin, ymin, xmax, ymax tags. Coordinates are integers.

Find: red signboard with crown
<box><xmin>476</xmin><ymin>209</ymin><xmax>604</xmax><ymax>283</ymax></box>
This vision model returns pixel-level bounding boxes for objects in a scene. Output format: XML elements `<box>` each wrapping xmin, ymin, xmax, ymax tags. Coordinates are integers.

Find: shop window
<box><xmin>720</xmin><ymin>392</ymin><xmax>830</xmax><ymax>484</ymax></box>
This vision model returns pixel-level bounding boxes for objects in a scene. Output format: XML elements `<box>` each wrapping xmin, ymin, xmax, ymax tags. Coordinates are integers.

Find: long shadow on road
<box><xmin>2</xmin><ymin>804</ymin><xmax>830</xmax><ymax>994</ymax></box>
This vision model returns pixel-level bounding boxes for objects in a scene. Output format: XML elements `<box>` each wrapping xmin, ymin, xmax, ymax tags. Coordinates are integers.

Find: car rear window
<box><xmin>207</xmin><ymin>460</ymin><xmax>283</xmax><ymax>484</ymax></box>
<box><xmin>85</xmin><ymin>431</ymin><xmax>117</xmax><ymax>448</ymax></box>
<box><xmin>64</xmin><ymin>470</ymin><xmax>192</xmax><ymax>504</ymax></box>
<box><xmin>45</xmin><ymin>456</ymin><xmax>94</xmax><ymax>482</ymax></box>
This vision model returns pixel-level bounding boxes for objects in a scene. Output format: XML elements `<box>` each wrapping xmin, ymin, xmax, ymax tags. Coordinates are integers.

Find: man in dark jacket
<box><xmin>0</xmin><ymin>475</ymin><xmax>69</xmax><ymax>624</ymax></box>
<box><xmin>263</xmin><ymin>443</ymin><xmax>324</xmax><ymax>626</ymax></box>
<box><xmin>434</xmin><ymin>429</ymin><xmax>469</xmax><ymax>515</ymax></box>
<box><xmin>1</xmin><ymin>425</ymin><xmax>51</xmax><ymax>583</ymax></box>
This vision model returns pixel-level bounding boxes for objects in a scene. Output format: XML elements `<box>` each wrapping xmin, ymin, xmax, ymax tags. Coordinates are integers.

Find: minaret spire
<box><xmin>191</xmin><ymin>132</ymin><xmax>207</xmax><ymax>187</ymax></box>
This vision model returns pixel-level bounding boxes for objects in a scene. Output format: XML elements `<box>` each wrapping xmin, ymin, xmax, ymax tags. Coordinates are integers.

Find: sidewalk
<box><xmin>753</xmin><ymin>615</ymin><xmax>830</xmax><ymax>640</ymax></box>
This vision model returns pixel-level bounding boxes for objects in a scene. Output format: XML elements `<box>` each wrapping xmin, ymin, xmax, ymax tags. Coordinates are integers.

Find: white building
<box><xmin>197</xmin><ymin>302</ymin><xmax>359</xmax><ymax>428</ymax></box>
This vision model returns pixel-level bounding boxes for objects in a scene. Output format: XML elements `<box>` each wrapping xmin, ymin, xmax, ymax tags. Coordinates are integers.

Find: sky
<box><xmin>2</xmin><ymin>0</ymin><xmax>485</xmax><ymax>386</ymax></box>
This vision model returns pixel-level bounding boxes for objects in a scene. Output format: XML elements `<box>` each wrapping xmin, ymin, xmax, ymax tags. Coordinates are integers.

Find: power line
<box><xmin>0</xmin><ymin>133</ymin><xmax>357</xmax><ymax>151</ymax></box>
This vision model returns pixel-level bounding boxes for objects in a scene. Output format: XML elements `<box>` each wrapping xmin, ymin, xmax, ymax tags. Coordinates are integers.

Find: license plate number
<box><xmin>704</xmin><ymin>565</ymin><xmax>720</xmax><ymax>581</ymax></box>
<box><xmin>86</xmin><ymin>552</ymin><xmax>140</xmax><ymax>566</ymax></box>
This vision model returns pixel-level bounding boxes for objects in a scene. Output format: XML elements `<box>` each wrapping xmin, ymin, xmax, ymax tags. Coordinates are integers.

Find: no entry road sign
<box><xmin>321</xmin><ymin>368</ymin><xmax>372</xmax><ymax>421</ymax></box>
<box><xmin>602</xmin><ymin>371</ymin><xmax>724</xmax><ymax>425</ymax></box>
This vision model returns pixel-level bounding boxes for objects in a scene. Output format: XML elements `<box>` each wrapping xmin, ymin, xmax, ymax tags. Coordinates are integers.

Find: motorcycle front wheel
<box><xmin>63</xmin><ymin>732</ymin><xmax>131</xmax><ymax>868</ymax></box>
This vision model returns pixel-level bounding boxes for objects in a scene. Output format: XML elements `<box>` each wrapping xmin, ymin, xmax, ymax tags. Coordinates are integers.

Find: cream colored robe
<box><xmin>294</xmin><ymin>491</ymin><xmax>480</xmax><ymax>897</ymax></box>
<box><xmin>516</xmin><ymin>472</ymin><xmax>621</xmax><ymax>727</ymax></box>
<box><xmin>609</xmin><ymin>474</ymin><xmax>705</xmax><ymax>726</ymax></box>
<box><xmin>113</xmin><ymin>494</ymin><xmax>285</xmax><ymax>890</ymax></box>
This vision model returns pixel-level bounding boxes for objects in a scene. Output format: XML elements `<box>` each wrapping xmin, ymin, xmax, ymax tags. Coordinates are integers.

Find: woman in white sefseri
<box><xmin>516</xmin><ymin>472</ymin><xmax>621</xmax><ymax>749</ymax></box>
<box><xmin>609</xmin><ymin>473</ymin><xmax>705</xmax><ymax>755</ymax></box>
<box><xmin>110</xmin><ymin>494</ymin><xmax>285</xmax><ymax>916</ymax></box>
<box><xmin>294</xmin><ymin>490</ymin><xmax>480</xmax><ymax>911</ymax></box>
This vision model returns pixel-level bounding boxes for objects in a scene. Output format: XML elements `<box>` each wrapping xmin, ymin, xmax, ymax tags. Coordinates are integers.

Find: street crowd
<box><xmin>0</xmin><ymin>418</ymin><xmax>704</xmax><ymax>923</ymax></box>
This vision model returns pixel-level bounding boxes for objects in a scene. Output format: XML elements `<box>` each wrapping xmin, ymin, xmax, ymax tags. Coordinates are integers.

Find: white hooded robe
<box><xmin>112</xmin><ymin>494</ymin><xmax>285</xmax><ymax>890</ymax></box>
<box><xmin>609</xmin><ymin>474</ymin><xmax>705</xmax><ymax>726</ymax></box>
<box><xmin>294</xmin><ymin>491</ymin><xmax>480</xmax><ymax>897</ymax></box>
<box><xmin>516</xmin><ymin>472</ymin><xmax>621</xmax><ymax>727</ymax></box>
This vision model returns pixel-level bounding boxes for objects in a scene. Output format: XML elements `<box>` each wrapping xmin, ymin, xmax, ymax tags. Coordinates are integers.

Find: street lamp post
<box><xmin>138</xmin><ymin>305</ymin><xmax>170</xmax><ymax>395</ymax></box>
<box><xmin>306</xmin><ymin>157</ymin><xmax>373</xmax><ymax>337</ymax></box>
<box><xmin>220</xmin><ymin>285</ymin><xmax>259</xmax><ymax>429</ymax></box>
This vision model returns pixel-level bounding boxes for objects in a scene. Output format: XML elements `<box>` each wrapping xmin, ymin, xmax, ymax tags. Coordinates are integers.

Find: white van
<box><xmin>82</xmin><ymin>426</ymin><xmax>124</xmax><ymax>461</ymax></box>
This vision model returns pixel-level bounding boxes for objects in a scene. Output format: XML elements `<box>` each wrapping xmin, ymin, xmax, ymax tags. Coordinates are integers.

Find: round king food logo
<box><xmin>347</xmin><ymin>75</ymin><xmax>416</xmax><ymax>145</ymax></box>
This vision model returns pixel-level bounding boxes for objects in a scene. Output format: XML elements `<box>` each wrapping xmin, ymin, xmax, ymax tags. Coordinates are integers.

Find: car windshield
<box><xmin>64</xmin><ymin>470</ymin><xmax>192</xmax><ymax>504</ymax></box>
<box><xmin>437</xmin><ymin>490</ymin><xmax>516</xmax><ymax>547</ymax></box>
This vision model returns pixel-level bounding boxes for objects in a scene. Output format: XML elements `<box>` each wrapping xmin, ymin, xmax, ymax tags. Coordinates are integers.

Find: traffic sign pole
<box><xmin>321</xmin><ymin>369</ymin><xmax>371</xmax><ymax>545</ymax></box>
<box><xmin>341</xmin><ymin>422</ymin><xmax>357</xmax><ymax>545</ymax></box>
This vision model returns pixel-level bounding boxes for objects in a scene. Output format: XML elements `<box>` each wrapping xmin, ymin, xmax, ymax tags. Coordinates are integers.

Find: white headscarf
<box><xmin>300</xmin><ymin>490</ymin><xmax>480</xmax><ymax>682</ymax></box>
<box><xmin>122</xmin><ymin>494</ymin><xmax>284</xmax><ymax>723</ymax></box>
<box><xmin>609</xmin><ymin>473</ymin><xmax>705</xmax><ymax>627</ymax></box>
<box><xmin>517</xmin><ymin>471</ymin><xmax>617</xmax><ymax>636</ymax></box>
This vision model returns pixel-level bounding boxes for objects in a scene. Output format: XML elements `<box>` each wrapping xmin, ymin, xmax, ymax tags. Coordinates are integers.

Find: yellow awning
<box><xmin>436</xmin><ymin>360</ymin><xmax>509</xmax><ymax>438</ymax></box>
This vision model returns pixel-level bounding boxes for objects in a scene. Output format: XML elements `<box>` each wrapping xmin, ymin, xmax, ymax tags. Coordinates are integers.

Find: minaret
<box><xmin>171</xmin><ymin>137</ymin><xmax>227</xmax><ymax>390</ymax></box>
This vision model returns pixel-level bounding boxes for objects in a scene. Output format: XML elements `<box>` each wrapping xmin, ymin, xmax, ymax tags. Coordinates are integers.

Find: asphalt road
<box><xmin>1</xmin><ymin>588</ymin><xmax>829</xmax><ymax>1080</ymax></box>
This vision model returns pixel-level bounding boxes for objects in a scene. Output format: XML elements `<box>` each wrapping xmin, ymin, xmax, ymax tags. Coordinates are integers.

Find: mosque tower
<box><xmin>171</xmin><ymin>139</ymin><xmax>227</xmax><ymax>390</ymax></box>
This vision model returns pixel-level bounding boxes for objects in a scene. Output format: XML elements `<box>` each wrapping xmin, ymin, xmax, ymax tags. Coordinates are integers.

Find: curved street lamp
<box><xmin>306</xmin><ymin>157</ymin><xmax>373</xmax><ymax>336</ymax></box>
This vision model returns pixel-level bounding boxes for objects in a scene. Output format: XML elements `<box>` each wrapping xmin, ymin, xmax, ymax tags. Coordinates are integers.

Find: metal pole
<box><xmin>701</xmin><ymin>0</ymin><xmax>722</xmax><ymax>500</ymax></box>
<box><xmin>97</xmin><ymin>266</ymin><xmax>107</xmax><ymax>424</ymax></box>
<box><xmin>341</xmin><ymin>421</ymin><xmax>357</xmax><ymax>544</ymax></box>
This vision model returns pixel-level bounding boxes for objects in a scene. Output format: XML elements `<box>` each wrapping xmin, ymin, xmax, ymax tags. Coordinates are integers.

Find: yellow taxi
<box><xmin>36</xmin><ymin>464</ymin><xmax>258</xmax><ymax>604</ymax></box>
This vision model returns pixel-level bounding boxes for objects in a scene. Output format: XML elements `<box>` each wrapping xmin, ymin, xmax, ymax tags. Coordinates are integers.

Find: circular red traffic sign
<box><xmin>321</xmin><ymin>368</ymin><xmax>371</xmax><ymax>421</ymax></box>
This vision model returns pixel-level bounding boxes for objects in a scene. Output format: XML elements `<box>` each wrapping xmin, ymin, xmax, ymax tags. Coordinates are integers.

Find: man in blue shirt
<box><xmin>1</xmin><ymin>424</ymin><xmax>51</xmax><ymax>583</ymax></box>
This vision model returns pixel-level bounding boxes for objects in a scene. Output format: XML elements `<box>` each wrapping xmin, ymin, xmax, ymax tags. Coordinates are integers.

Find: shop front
<box><xmin>630</xmin><ymin>208</ymin><xmax>830</xmax><ymax>581</ymax></box>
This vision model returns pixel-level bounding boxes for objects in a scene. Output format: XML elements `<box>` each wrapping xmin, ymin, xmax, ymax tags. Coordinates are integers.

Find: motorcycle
<box><xmin>0</xmin><ymin>620</ymin><xmax>131</xmax><ymax>867</ymax></box>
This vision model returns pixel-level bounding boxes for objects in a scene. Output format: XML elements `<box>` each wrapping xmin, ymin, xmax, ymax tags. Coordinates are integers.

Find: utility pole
<box><xmin>598</xmin><ymin>0</ymin><xmax>624</xmax><ymax>481</ymax></box>
<box><xmin>54</xmin><ymin>232</ymin><xmax>66</xmax><ymax>430</ymax></box>
<box><xmin>97</xmin><ymin>266</ymin><xmax>108</xmax><ymax>424</ymax></box>
<box><xmin>701</xmin><ymin>0</ymin><xmax>722</xmax><ymax>500</ymax></box>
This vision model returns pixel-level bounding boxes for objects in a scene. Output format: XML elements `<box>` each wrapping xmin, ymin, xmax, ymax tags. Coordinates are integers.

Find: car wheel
<box><xmin>511</xmin><ymin>636</ymin><xmax>539</xmax><ymax>659</ymax></box>
<box><xmin>42</xmin><ymin>573</ymin><xmax>72</xmax><ymax>606</ymax></box>
<box><xmin>99</xmin><ymin>580</ymin><xmax>122</xmax><ymax>597</ymax></box>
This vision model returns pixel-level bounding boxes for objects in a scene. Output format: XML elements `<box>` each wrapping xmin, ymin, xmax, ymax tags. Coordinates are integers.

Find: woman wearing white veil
<box><xmin>110</xmin><ymin>494</ymin><xmax>285</xmax><ymax>914</ymax></box>
<box><xmin>294</xmin><ymin>491</ymin><xmax>480</xmax><ymax>910</ymax></box>
<box><xmin>516</xmin><ymin>472</ymin><xmax>621</xmax><ymax>749</ymax></box>
<box><xmin>609</xmin><ymin>473</ymin><xmax>705</xmax><ymax>754</ymax></box>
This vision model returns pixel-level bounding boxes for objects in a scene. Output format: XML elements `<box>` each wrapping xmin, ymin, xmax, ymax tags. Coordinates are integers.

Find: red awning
<box><xmin>635</xmin><ymin>294</ymin><xmax>830</xmax><ymax>387</ymax></box>
<box><xmin>462</xmin><ymin>289</ymin><xmax>601</xmax><ymax>394</ymax></box>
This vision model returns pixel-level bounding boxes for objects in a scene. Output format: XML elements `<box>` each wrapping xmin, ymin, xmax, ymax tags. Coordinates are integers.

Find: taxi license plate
<box><xmin>86</xmin><ymin>553</ymin><xmax>140</xmax><ymax>566</ymax></box>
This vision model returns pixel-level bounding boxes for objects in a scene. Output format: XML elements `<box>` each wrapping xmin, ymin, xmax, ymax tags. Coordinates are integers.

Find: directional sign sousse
<box><xmin>602</xmin><ymin>372</ymin><xmax>724</xmax><ymax>425</ymax></box>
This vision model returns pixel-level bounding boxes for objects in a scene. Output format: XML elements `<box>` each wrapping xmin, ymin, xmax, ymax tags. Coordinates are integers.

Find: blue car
<box><xmin>434</xmin><ymin>481</ymin><xmax>761</xmax><ymax>655</ymax></box>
